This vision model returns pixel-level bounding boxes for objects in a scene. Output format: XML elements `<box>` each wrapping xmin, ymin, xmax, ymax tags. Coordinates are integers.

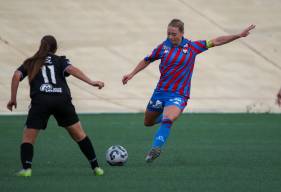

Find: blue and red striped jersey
<box><xmin>144</xmin><ymin>38</ymin><xmax>208</xmax><ymax>98</ymax></box>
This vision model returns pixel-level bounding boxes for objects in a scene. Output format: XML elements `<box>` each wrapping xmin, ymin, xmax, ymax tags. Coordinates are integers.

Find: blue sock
<box><xmin>154</xmin><ymin>113</ymin><xmax>163</xmax><ymax>125</ymax></box>
<box><xmin>152</xmin><ymin>118</ymin><xmax>173</xmax><ymax>148</ymax></box>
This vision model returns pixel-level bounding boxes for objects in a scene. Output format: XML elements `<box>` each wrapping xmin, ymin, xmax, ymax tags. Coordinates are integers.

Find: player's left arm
<box><xmin>208</xmin><ymin>24</ymin><xmax>256</xmax><ymax>48</ymax></box>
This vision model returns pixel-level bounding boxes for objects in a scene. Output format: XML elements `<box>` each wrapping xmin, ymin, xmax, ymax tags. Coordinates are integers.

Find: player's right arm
<box><xmin>122</xmin><ymin>59</ymin><xmax>150</xmax><ymax>85</ymax></box>
<box><xmin>122</xmin><ymin>43</ymin><xmax>163</xmax><ymax>85</ymax></box>
<box><xmin>277</xmin><ymin>87</ymin><xmax>281</xmax><ymax>106</ymax></box>
<box><xmin>7</xmin><ymin>70</ymin><xmax>22</xmax><ymax>111</ymax></box>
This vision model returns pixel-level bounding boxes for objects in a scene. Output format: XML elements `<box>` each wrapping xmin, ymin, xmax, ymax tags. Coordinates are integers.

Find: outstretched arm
<box><xmin>210</xmin><ymin>24</ymin><xmax>255</xmax><ymax>47</ymax></box>
<box><xmin>7</xmin><ymin>70</ymin><xmax>21</xmax><ymax>111</ymax></box>
<box><xmin>66</xmin><ymin>65</ymin><xmax>104</xmax><ymax>89</ymax></box>
<box><xmin>122</xmin><ymin>59</ymin><xmax>150</xmax><ymax>85</ymax></box>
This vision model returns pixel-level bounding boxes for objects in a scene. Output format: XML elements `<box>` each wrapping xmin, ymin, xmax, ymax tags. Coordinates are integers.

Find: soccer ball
<box><xmin>106</xmin><ymin>145</ymin><xmax>128</xmax><ymax>166</ymax></box>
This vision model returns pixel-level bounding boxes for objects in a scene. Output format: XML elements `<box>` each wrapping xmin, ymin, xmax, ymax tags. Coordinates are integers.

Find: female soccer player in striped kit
<box><xmin>122</xmin><ymin>19</ymin><xmax>255</xmax><ymax>162</ymax></box>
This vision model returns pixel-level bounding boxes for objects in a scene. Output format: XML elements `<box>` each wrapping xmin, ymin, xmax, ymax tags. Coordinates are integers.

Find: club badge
<box><xmin>182</xmin><ymin>43</ymin><xmax>189</xmax><ymax>54</ymax></box>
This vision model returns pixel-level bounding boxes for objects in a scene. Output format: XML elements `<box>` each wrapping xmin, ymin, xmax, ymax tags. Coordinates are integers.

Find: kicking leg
<box><xmin>153</xmin><ymin>105</ymin><xmax>182</xmax><ymax>148</ymax></box>
<box><xmin>146</xmin><ymin>106</ymin><xmax>182</xmax><ymax>162</ymax></box>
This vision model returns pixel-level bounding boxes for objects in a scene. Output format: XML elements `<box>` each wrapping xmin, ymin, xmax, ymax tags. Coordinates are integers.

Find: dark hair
<box><xmin>168</xmin><ymin>19</ymin><xmax>184</xmax><ymax>33</ymax></box>
<box><xmin>23</xmin><ymin>35</ymin><xmax>57</xmax><ymax>82</ymax></box>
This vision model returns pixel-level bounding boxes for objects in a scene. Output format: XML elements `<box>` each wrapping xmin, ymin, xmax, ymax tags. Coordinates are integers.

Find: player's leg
<box><xmin>65</xmin><ymin>122</ymin><xmax>104</xmax><ymax>176</ymax></box>
<box><xmin>146</xmin><ymin>95</ymin><xmax>187</xmax><ymax>162</ymax></box>
<box><xmin>153</xmin><ymin>105</ymin><xmax>182</xmax><ymax>146</ymax></box>
<box><xmin>17</xmin><ymin>128</ymin><xmax>40</xmax><ymax>176</ymax></box>
<box><xmin>54</xmin><ymin>96</ymin><xmax>103</xmax><ymax>176</ymax></box>
<box><xmin>144</xmin><ymin>91</ymin><xmax>164</xmax><ymax>126</ymax></box>
<box><xmin>17</xmin><ymin>97</ymin><xmax>50</xmax><ymax>177</ymax></box>
<box><xmin>145</xmin><ymin>106</ymin><xmax>182</xmax><ymax>162</ymax></box>
<box><xmin>144</xmin><ymin>110</ymin><xmax>163</xmax><ymax>126</ymax></box>
<box><xmin>152</xmin><ymin>95</ymin><xmax>187</xmax><ymax>148</ymax></box>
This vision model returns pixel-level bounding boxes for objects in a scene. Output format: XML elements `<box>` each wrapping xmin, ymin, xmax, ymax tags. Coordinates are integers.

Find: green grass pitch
<box><xmin>0</xmin><ymin>113</ymin><xmax>281</xmax><ymax>192</ymax></box>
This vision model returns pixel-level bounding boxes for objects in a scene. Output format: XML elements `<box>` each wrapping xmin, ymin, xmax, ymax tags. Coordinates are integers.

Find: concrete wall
<box><xmin>1</xmin><ymin>0</ymin><xmax>281</xmax><ymax>113</ymax></box>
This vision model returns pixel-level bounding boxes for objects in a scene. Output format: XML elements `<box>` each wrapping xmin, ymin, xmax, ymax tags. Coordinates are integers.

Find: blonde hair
<box><xmin>168</xmin><ymin>19</ymin><xmax>184</xmax><ymax>33</ymax></box>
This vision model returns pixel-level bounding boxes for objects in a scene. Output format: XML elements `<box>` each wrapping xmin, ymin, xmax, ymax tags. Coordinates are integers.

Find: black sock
<box><xmin>77</xmin><ymin>136</ymin><xmax>99</xmax><ymax>169</ymax></box>
<box><xmin>20</xmin><ymin>143</ymin><xmax>33</xmax><ymax>169</ymax></box>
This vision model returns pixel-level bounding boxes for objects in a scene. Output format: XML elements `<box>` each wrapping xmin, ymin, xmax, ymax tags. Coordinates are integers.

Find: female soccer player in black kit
<box><xmin>7</xmin><ymin>35</ymin><xmax>104</xmax><ymax>176</ymax></box>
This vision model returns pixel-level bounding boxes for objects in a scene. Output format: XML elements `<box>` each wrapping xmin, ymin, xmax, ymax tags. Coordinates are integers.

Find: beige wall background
<box><xmin>1</xmin><ymin>0</ymin><xmax>281</xmax><ymax>113</ymax></box>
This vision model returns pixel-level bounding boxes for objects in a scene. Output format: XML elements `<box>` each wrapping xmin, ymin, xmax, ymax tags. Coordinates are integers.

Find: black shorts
<box><xmin>25</xmin><ymin>94</ymin><xmax>79</xmax><ymax>130</ymax></box>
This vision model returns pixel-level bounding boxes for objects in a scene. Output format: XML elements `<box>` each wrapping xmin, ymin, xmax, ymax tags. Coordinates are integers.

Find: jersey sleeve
<box><xmin>144</xmin><ymin>43</ymin><xmax>164</xmax><ymax>63</ymax></box>
<box><xmin>17</xmin><ymin>64</ymin><xmax>27</xmax><ymax>81</ymax></box>
<box><xmin>60</xmin><ymin>56</ymin><xmax>71</xmax><ymax>77</ymax></box>
<box><xmin>189</xmin><ymin>40</ymin><xmax>208</xmax><ymax>55</ymax></box>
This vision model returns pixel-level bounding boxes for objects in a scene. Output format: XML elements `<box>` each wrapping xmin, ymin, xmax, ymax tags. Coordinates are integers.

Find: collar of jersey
<box><xmin>165</xmin><ymin>37</ymin><xmax>190</xmax><ymax>48</ymax></box>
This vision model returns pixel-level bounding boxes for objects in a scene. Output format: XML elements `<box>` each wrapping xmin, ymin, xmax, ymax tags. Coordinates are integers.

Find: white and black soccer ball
<box><xmin>106</xmin><ymin>145</ymin><xmax>128</xmax><ymax>166</ymax></box>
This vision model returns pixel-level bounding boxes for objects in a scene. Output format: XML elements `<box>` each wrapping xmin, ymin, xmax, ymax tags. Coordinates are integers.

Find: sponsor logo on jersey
<box><xmin>40</xmin><ymin>83</ymin><xmax>62</xmax><ymax>93</ymax></box>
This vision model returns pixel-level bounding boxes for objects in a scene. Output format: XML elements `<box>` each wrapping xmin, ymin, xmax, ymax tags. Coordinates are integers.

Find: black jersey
<box><xmin>18</xmin><ymin>54</ymin><xmax>71</xmax><ymax>98</ymax></box>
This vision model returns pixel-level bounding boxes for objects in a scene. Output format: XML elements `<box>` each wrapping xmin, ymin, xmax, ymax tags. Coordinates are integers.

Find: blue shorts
<box><xmin>146</xmin><ymin>91</ymin><xmax>188</xmax><ymax>113</ymax></box>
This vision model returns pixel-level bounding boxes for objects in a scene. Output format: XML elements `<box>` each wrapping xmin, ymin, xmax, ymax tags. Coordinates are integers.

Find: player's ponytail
<box><xmin>23</xmin><ymin>35</ymin><xmax>57</xmax><ymax>82</ymax></box>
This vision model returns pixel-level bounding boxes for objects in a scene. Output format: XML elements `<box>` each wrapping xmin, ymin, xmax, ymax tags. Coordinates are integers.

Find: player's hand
<box><xmin>277</xmin><ymin>90</ymin><xmax>281</xmax><ymax>107</ymax></box>
<box><xmin>7</xmin><ymin>100</ymin><xmax>17</xmax><ymax>111</ymax></box>
<box><xmin>122</xmin><ymin>74</ymin><xmax>133</xmax><ymax>85</ymax></box>
<box><xmin>92</xmin><ymin>81</ymin><xmax>104</xmax><ymax>89</ymax></box>
<box><xmin>239</xmin><ymin>24</ymin><xmax>256</xmax><ymax>37</ymax></box>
